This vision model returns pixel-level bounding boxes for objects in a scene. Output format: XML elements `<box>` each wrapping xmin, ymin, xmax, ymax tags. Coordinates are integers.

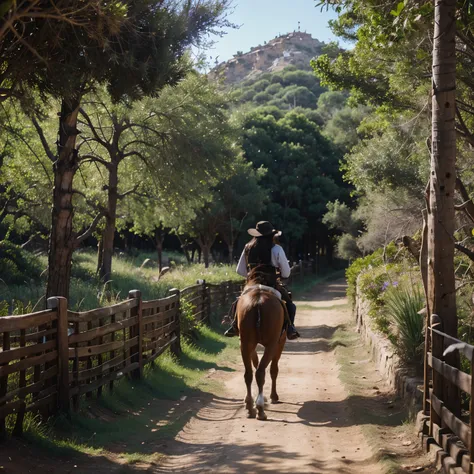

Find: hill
<box><xmin>210</xmin><ymin>31</ymin><xmax>324</xmax><ymax>85</ymax></box>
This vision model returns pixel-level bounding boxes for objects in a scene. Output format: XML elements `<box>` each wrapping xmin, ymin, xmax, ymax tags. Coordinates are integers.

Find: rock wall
<box><xmin>355</xmin><ymin>283</ymin><xmax>423</xmax><ymax>414</ymax></box>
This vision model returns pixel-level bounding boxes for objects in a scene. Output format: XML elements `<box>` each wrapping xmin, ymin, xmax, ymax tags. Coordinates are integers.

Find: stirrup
<box><xmin>224</xmin><ymin>325</ymin><xmax>239</xmax><ymax>337</ymax></box>
<box><xmin>287</xmin><ymin>326</ymin><xmax>300</xmax><ymax>340</ymax></box>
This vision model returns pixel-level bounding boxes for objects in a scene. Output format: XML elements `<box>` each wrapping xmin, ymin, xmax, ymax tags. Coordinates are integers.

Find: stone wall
<box><xmin>355</xmin><ymin>282</ymin><xmax>423</xmax><ymax>414</ymax></box>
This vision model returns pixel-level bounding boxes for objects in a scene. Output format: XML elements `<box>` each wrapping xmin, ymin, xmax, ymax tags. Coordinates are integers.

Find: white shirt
<box><xmin>236</xmin><ymin>244</ymin><xmax>291</xmax><ymax>279</ymax></box>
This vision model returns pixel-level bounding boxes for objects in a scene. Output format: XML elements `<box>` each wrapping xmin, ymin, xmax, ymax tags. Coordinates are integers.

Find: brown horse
<box><xmin>236</xmin><ymin>268</ymin><xmax>287</xmax><ymax>420</ymax></box>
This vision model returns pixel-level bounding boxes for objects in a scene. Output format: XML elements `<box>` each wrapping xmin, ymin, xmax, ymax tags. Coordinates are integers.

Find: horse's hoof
<box><xmin>271</xmin><ymin>398</ymin><xmax>280</xmax><ymax>404</ymax></box>
<box><xmin>257</xmin><ymin>412</ymin><xmax>267</xmax><ymax>421</ymax></box>
<box><xmin>248</xmin><ymin>408</ymin><xmax>257</xmax><ymax>418</ymax></box>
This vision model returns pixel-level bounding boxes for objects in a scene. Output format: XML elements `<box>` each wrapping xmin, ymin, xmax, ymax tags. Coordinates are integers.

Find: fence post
<box><xmin>47</xmin><ymin>297</ymin><xmax>69</xmax><ymax>413</ymax></box>
<box><xmin>206</xmin><ymin>281</ymin><xmax>211</xmax><ymax>322</ymax></box>
<box><xmin>169</xmin><ymin>288</ymin><xmax>181</xmax><ymax>356</ymax></box>
<box><xmin>470</xmin><ymin>355</ymin><xmax>474</xmax><ymax>473</ymax></box>
<box><xmin>128</xmin><ymin>290</ymin><xmax>143</xmax><ymax>380</ymax></box>
<box><xmin>430</xmin><ymin>314</ymin><xmax>443</xmax><ymax>435</ymax></box>
<box><xmin>198</xmin><ymin>279</ymin><xmax>207</xmax><ymax>324</ymax></box>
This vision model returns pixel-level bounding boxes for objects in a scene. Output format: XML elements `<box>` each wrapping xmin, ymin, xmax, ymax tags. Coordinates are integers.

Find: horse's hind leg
<box><xmin>255</xmin><ymin>344</ymin><xmax>277</xmax><ymax>421</ymax></box>
<box><xmin>241</xmin><ymin>343</ymin><xmax>257</xmax><ymax>418</ymax></box>
<box><xmin>270</xmin><ymin>336</ymin><xmax>286</xmax><ymax>404</ymax></box>
<box><xmin>252</xmin><ymin>350</ymin><xmax>259</xmax><ymax>369</ymax></box>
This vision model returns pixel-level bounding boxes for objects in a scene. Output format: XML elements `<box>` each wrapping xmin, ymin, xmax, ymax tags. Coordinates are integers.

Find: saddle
<box><xmin>226</xmin><ymin>286</ymin><xmax>292</xmax><ymax>332</ymax></box>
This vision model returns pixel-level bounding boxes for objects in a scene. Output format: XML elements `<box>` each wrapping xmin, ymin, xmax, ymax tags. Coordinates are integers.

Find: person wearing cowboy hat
<box><xmin>224</xmin><ymin>221</ymin><xmax>299</xmax><ymax>340</ymax></box>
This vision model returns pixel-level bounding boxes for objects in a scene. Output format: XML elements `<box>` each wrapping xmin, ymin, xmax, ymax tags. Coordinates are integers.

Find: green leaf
<box><xmin>390</xmin><ymin>1</ymin><xmax>405</xmax><ymax>16</ymax></box>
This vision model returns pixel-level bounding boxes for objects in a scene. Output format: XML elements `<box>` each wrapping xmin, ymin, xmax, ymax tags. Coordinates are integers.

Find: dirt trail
<box><xmin>153</xmin><ymin>281</ymin><xmax>387</xmax><ymax>473</ymax></box>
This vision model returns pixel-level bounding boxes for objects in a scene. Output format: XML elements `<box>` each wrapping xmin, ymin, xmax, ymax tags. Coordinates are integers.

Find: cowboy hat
<box><xmin>247</xmin><ymin>221</ymin><xmax>282</xmax><ymax>237</ymax></box>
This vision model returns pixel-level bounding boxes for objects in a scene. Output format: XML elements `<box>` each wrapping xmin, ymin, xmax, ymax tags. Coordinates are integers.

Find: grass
<box><xmin>22</xmin><ymin>321</ymin><xmax>240</xmax><ymax>464</ymax></box>
<box><xmin>0</xmin><ymin>249</ymin><xmax>243</xmax><ymax>312</ymax></box>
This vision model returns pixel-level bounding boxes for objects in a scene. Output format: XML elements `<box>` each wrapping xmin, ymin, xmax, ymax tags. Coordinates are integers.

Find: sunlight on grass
<box><xmin>1</xmin><ymin>249</ymin><xmax>242</xmax><ymax>312</ymax></box>
<box><xmin>22</xmin><ymin>323</ymin><xmax>240</xmax><ymax>460</ymax></box>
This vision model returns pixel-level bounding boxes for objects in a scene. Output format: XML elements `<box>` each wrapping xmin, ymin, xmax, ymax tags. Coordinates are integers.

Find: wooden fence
<box><xmin>423</xmin><ymin>316</ymin><xmax>474</xmax><ymax>473</ymax></box>
<box><xmin>0</xmin><ymin>260</ymin><xmax>314</xmax><ymax>437</ymax></box>
<box><xmin>0</xmin><ymin>279</ymin><xmax>242</xmax><ymax>436</ymax></box>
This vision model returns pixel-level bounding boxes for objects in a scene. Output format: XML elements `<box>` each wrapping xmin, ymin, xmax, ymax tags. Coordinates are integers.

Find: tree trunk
<box><xmin>96</xmin><ymin>234</ymin><xmax>104</xmax><ymax>275</ymax></box>
<box><xmin>176</xmin><ymin>234</ymin><xmax>191</xmax><ymax>264</ymax></box>
<box><xmin>428</xmin><ymin>0</ymin><xmax>459</xmax><ymax>413</ymax></box>
<box><xmin>99</xmin><ymin>163</ymin><xmax>118</xmax><ymax>283</ymax></box>
<box><xmin>202</xmin><ymin>244</ymin><xmax>210</xmax><ymax>268</ymax></box>
<box><xmin>228</xmin><ymin>243</ymin><xmax>234</xmax><ymax>264</ymax></box>
<box><xmin>46</xmin><ymin>97</ymin><xmax>81</xmax><ymax>300</ymax></box>
<box><xmin>155</xmin><ymin>227</ymin><xmax>164</xmax><ymax>271</ymax></box>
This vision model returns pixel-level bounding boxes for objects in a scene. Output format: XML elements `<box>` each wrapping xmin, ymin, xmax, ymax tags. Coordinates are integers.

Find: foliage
<box><xmin>0</xmin><ymin>240</ymin><xmax>42</xmax><ymax>285</ymax></box>
<box><xmin>1</xmin><ymin>250</ymin><xmax>243</xmax><ymax>312</ymax></box>
<box><xmin>345</xmin><ymin>243</ymin><xmax>398</xmax><ymax>305</ymax></box>
<box><xmin>385</xmin><ymin>284</ymin><xmax>424</xmax><ymax>365</ymax></box>
<box><xmin>241</xmin><ymin>108</ymin><xmax>346</xmax><ymax>242</ymax></box>
<box><xmin>178</xmin><ymin>155</ymin><xmax>267</xmax><ymax>265</ymax></box>
<box><xmin>336</xmin><ymin>233</ymin><xmax>362</xmax><ymax>260</ymax></box>
<box><xmin>232</xmin><ymin>68</ymin><xmax>325</xmax><ymax>111</ymax></box>
<box><xmin>323</xmin><ymin>200</ymin><xmax>361</xmax><ymax>236</ymax></box>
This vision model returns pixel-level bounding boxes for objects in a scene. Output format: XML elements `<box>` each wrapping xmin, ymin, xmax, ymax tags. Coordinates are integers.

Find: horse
<box><xmin>236</xmin><ymin>267</ymin><xmax>287</xmax><ymax>420</ymax></box>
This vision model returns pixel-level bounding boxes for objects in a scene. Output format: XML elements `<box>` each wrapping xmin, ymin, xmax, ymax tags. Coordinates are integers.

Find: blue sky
<box><xmin>197</xmin><ymin>0</ymin><xmax>346</xmax><ymax>67</ymax></box>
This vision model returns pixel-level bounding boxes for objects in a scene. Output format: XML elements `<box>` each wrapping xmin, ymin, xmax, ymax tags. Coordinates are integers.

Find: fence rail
<box><xmin>0</xmin><ymin>259</ymin><xmax>313</xmax><ymax>436</ymax></box>
<box><xmin>424</xmin><ymin>320</ymin><xmax>474</xmax><ymax>473</ymax></box>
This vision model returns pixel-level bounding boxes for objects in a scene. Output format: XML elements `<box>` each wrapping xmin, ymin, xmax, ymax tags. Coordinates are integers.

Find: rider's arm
<box><xmin>236</xmin><ymin>249</ymin><xmax>248</xmax><ymax>277</ymax></box>
<box><xmin>272</xmin><ymin>245</ymin><xmax>291</xmax><ymax>279</ymax></box>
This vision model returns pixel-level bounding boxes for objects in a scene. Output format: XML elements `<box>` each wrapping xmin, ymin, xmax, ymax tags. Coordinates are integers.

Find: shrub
<box><xmin>345</xmin><ymin>242</ymin><xmax>399</xmax><ymax>305</ymax></box>
<box><xmin>385</xmin><ymin>285</ymin><xmax>424</xmax><ymax>365</ymax></box>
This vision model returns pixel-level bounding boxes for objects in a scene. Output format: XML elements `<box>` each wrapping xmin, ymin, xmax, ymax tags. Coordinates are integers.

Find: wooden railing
<box><xmin>0</xmin><ymin>279</ymin><xmax>243</xmax><ymax>435</ymax></box>
<box><xmin>424</xmin><ymin>318</ymin><xmax>474</xmax><ymax>473</ymax></box>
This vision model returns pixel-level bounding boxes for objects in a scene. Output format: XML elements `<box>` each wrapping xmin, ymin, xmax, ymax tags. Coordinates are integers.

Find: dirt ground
<box><xmin>0</xmin><ymin>280</ymin><xmax>436</xmax><ymax>473</ymax></box>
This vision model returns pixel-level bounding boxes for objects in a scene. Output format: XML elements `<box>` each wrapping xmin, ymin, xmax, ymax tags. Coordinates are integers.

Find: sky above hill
<box><xmin>197</xmin><ymin>0</ymin><xmax>350</xmax><ymax>68</ymax></box>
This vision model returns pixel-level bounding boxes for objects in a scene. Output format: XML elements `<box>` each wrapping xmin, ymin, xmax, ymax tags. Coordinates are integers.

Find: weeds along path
<box><xmin>153</xmin><ymin>280</ymin><xmax>433</xmax><ymax>474</ymax></box>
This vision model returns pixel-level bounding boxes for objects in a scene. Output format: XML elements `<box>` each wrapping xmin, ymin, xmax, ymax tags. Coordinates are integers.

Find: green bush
<box><xmin>0</xmin><ymin>241</ymin><xmax>43</xmax><ymax>285</ymax></box>
<box><xmin>345</xmin><ymin>242</ymin><xmax>399</xmax><ymax>305</ymax></box>
<box><xmin>385</xmin><ymin>285</ymin><xmax>424</xmax><ymax>365</ymax></box>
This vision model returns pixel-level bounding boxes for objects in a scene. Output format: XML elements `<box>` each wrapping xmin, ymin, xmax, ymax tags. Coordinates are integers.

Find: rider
<box><xmin>224</xmin><ymin>220</ymin><xmax>300</xmax><ymax>340</ymax></box>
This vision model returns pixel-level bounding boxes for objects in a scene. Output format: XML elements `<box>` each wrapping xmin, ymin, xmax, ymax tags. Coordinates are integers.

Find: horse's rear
<box><xmin>237</xmin><ymin>289</ymin><xmax>286</xmax><ymax>420</ymax></box>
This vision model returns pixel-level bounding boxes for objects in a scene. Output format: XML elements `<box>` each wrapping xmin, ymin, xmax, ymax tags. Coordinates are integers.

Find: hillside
<box><xmin>210</xmin><ymin>31</ymin><xmax>324</xmax><ymax>85</ymax></box>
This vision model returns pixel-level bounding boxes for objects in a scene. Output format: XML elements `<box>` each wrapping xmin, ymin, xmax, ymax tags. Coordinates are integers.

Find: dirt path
<box><xmin>152</xmin><ymin>280</ymin><xmax>403</xmax><ymax>473</ymax></box>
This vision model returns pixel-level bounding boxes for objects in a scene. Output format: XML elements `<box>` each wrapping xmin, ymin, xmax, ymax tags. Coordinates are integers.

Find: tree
<box><xmin>0</xmin><ymin>0</ymin><xmax>124</xmax><ymax>102</ymax></box>
<box><xmin>240</xmin><ymin>108</ymin><xmax>347</xmax><ymax>257</ymax></box>
<box><xmin>78</xmin><ymin>74</ymin><xmax>236</xmax><ymax>281</ymax></box>
<box><xmin>181</xmin><ymin>156</ymin><xmax>267</xmax><ymax>267</ymax></box>
<box><xmin>6</xmin><ymin>0</ymin><xmax>232</xmax><ymax>300</ymax></box>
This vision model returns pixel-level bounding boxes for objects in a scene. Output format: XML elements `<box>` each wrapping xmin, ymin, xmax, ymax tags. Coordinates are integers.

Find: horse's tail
<box><xmin>256</xmin><ymin>296</ymin><xmax>262</xmax><ymax>329</ymax></box>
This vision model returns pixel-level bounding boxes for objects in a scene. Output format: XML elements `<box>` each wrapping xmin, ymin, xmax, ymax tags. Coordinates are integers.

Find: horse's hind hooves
<box><xmin>257</xmin><ymin>412</ymin><xmax>268</xmax><ymax>421</ymax></box>
<box><xmin>247</xmin><ymin>408</ymin><xmax>257</xmax><ymax>418</ymax></box>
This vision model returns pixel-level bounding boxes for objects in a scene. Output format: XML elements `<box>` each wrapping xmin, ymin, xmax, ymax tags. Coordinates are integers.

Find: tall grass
<box><xmin>385</xmin><ymin>285</ymin><xmax>424</xmax><ymax>365</ymax></box>
<box><xmin>0</xmin><ymin>250</ymin><xmax>242</xmax><ymax>312</ymax></box>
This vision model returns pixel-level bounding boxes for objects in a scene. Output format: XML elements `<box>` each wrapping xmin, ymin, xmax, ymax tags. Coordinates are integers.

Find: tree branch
<box><xmin>75</xmin><ymin>213</ymin><xmax>105</xmax><ymax>245</ymax></box>
<box><xmin>30</xmin><ymin>116</ymin><xmax>55</xmax><ymax>162</ymax></box>
<box><xmin>455</xmin><ymin>176</ymin><xmax>474</xmax><ymax>223</ymax></box>
<box><xmin>117</xmin><ymin>183</ymin><xmax>140</xmax><ymax>200</ymax></box>
<box><xmin>455</xmin><ymin>243</ymin><xmax>474</xmax><ymax>262</ymax></box>
<box><xmin>79</xmin><ymin>108</ymin><xmax>110</xmax><ymax>149</ymax></box>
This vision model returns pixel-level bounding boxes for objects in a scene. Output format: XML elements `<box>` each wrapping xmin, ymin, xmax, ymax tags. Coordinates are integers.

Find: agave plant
<box><xmin>385</xmin><ymin>285</ymin><xmax>425</xmax><ymax>365</ymax></box>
